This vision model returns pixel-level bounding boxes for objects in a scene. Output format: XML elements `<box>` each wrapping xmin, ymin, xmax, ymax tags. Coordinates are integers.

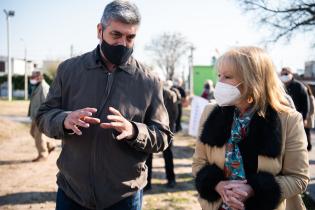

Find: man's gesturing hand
<box><xmin>64</xmin><ymin>107</ymin><xmax>100</xmax><ymax>135</ymax></box>
<box><xmin>100</xmin><ymin>107</ymin><xmax>136</xmax><ymax>140</ymax></box>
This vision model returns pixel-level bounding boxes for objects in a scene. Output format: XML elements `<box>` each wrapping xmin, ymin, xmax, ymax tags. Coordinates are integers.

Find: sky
<box><xmin>1</xmin><ymin>0</ymin><xmax>314</xmax><ymax>77</ymax></box>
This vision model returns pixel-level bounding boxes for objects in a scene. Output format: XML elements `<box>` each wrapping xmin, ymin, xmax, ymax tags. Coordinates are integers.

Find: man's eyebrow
<box><xmin>110</xmin><ymin>30</ymin><xmax>122</xmax><ymax>34</ymax></box>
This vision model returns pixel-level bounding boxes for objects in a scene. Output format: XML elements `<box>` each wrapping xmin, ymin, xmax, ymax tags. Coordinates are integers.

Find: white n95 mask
<box><xmin>30</xmin><ymin>79</ymin><xmax>39</xmax><ymax>85</ymax></box>
<box><xmin>279</xmin><ymin>75</ymin><xmax>291</xmax><ymax>83</ymax></box>
<box><xmin>214</xmin><ymin>81</ymin><xmax>242</xmax><ymax>106</ymax></box>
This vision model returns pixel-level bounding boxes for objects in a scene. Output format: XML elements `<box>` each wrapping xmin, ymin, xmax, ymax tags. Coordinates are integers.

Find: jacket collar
<box><xmin>200</xmin><ymin>105</ymin><xmax>282</xmax><ymax>158</ymax></box>
<box><xmin>83</xmin><ymin>45</ymin><xmax>136</xmax><ymax>75</ymax></box>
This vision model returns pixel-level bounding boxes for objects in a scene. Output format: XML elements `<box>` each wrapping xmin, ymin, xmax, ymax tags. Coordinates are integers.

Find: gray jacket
<box><xmin>36</xmin><ymin>47</ymin><xmax>173</xmax><ymax>209</ymax></box>
<box><xmin>28</xmin><ymin>79</ymin><xmax>50</xmax><ymax>120</ymax></box>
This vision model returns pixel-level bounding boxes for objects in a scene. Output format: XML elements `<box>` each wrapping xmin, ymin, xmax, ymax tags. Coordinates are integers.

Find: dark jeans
<box><xmin>146</xmin><ymin>144</ymin><xmax>175</xmax><ymax>185</ymax></box>
<box><xmin>56</xmin><ymin>188</ymin><xmax>143</xmax><ymax>210</ymax></box>
<box><xmin>175</xmin><ymin>104</ymin><xmax>182</xmax><ymax>132</ymax></box>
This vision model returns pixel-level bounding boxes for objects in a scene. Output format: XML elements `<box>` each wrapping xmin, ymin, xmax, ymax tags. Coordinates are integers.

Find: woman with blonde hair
<box><xmin>192</xmin><ymin>46</ymin><xmax>309</xmax><ymax>210</ymax></box>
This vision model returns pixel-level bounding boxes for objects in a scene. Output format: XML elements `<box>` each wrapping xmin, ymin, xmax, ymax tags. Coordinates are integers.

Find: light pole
<box><xmin>20</xmin><ymin>38</ymin><xmax>28</xmax><ymax>100</ymax></box>
<box><xmin>70</xmin><ymin>44</ymin><xmax>74</xmax><ymax>57</ymax></box>
<box><xmin>3</xmin><ymin>9</ymin><xmax>15</xmax><ymax>101</ymax></box>
<box><xmin>188</xmin><ymin>45</ymin><xmax>195</xmax><ymax>95</ymax></box>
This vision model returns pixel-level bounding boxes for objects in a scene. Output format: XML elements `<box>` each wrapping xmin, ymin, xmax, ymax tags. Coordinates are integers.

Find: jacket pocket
<box><xmin>133</xmin><ymin>163</ymin><xmax>147</xmax><ymax>189</ymax></box>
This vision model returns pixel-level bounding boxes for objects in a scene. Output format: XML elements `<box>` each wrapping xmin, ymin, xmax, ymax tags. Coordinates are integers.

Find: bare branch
<box><xmin>236</xmin><ymin>0</ymin><xmax>315</xmax><ymax>45</ymax></box>
<box><xmin>145</xmin><ymin>32</ymin><xmax>190</xmax><ymax>80</ymax></box>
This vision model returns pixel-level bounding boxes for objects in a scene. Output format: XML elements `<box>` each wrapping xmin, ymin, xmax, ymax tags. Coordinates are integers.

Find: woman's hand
<box><xmin>224</xmin><ymin>182</ymin><xmax>254</xmax><ymax>202</ymax></box>
<box><xmin>215</xmin><ymin>180</ymin><xmax>247</xmax><ymax>209</ymax></box>
<box><xmin>225</xmin><ymin>195</ymin><xmax>245</xmax><ymax>210</ymax></box>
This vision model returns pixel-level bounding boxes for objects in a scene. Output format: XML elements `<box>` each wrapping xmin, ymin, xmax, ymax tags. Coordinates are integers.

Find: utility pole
<box><xmin>21</xmin><ymin>38</ymin><xmax>28</xmax><ymax>100</ymax></box>
<box><xmin>24</xmin><ymin>46</ymin><xmax>28</xmax><ymax>100</ymax></box>
<box><xmin>188</xmin><ymin>45</ymin><xmax>195</xmax><ymax>95</ymax></box>
<box><xmin>3</xmin><ymin>9</ymin><xmax>15</xmax><ymax>101</ymax></box>
<box><xmin>70</xmin><ymin>44</ymin><xmax>74</xmax><ymax>57</ymax></box>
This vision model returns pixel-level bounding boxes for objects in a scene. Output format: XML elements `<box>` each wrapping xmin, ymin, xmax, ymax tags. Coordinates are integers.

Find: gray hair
<box><xmin>31</xmin><ymin>70</ymin><xmax>42</xmax><ymax>76</ymax></box>
<box><xmin>101</xmin><ymin>0</ymin><xmax>141</xmax><ymax>29</ymax></box>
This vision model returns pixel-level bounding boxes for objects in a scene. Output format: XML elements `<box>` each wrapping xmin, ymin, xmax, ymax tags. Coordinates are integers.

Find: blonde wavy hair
<box><xmin>216</xmin><ymin>46</ymin><xmax>291</xmax><ymax>117</ymax></box>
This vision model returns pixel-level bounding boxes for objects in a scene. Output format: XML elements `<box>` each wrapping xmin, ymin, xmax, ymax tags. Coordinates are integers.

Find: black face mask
<box><xmin>100</xmin><ymin>39</ymin><xmax>133</xmax><ymax>66</ymax></box>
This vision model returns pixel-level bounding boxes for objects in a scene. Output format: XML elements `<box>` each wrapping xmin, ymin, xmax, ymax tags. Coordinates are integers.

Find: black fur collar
<box><xmin>200</xmin><ymin>105</ymin><xmax>282</xmax><ymax>158</ymax></box>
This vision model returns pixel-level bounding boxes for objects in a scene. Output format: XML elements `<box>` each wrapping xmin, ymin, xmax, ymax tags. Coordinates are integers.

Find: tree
<box><xmin>145</xmin><ymin>32</ymin><xmax>190</xmax><ymax>80</ymax></box>
<box><xmin>42</xmin><ymin>61</ymin><xmax>61</xmax><ymax>83</ymax></box>
<box><xmin>236</xmin><ymin>0</ymin><xmax>315</xmax><ymax>44</ymax></box>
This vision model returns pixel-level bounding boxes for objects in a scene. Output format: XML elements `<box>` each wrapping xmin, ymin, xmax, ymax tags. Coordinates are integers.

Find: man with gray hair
<box><xmin>280</xmin><ymin>67</ymin><xmax>310</xmax><ymax>150</ymax></box>
<box><xmin>28</xmin><ymin>70</ymin><xmax>55</xmax><ymax>162</ymax></box>
<box><xmin>36</xmin><ymin>1</ymin><xmax>172</xmax><ymax>209</ymax></box>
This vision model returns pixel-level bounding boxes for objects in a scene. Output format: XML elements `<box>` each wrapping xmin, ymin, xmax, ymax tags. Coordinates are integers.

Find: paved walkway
<box><xmin>0</xmin><ymin>115</ymin><xmax>31</xmax><ymax>123</ymax></box>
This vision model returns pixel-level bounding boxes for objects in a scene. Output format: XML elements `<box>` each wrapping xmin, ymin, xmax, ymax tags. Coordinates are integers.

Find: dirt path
<box><xmin>0</xmin><ymin>115</ymin><xmax>201</xmax><ymax>210</ymax></box>
<box><xmin>0</xmin><ymin>118</ymin><xmax>60</xmax><ymax>210</ymax></box>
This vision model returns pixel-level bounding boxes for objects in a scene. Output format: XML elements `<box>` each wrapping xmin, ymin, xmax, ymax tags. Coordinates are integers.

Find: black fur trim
<box><xmin>200</xmin><ymin>105</ymin><xmax>282</xmax><ymax>158</ymax></box>
<box><xmin>195</xmin><ymin>164</ymin><xmax>225</xmax><ymax>202</ymax></box>
<box><xmin>250</xmin><ymin>106</ymin><xmax>282</xmax><ymax>157</ymax></box>
<box><xmin>245</xmin><ymin>171</ymin><xmax>281</xmax><ymax>210</ymax></box>
<box><xmin>199</xmin><ymin>106</ymin><xmax>234</xmax><ymax>147</ymax></box>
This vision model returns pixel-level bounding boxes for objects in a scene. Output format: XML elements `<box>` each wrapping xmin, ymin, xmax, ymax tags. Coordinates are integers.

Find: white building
<box><xmin>0</xmin><ymin>56</ymin><xmax>35</xmax><ymax>76</ymax></box>
<box><xmin>305</xmin><ymin>61</ymin><xmax>315</xmax><ymax>78</ymax></box>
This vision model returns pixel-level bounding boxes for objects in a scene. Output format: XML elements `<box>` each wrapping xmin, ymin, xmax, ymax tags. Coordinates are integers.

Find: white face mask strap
<box><xmin>235</xmin><ymin>82</ymin><xmax>243</xmax><ymax>88</ymax></box>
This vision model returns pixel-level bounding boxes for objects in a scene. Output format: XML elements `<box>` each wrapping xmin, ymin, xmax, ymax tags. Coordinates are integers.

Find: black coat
<box><xmin>286</xmin><ymin>79</ymin><xmax>309</xmax><ymax>119</ymax></box>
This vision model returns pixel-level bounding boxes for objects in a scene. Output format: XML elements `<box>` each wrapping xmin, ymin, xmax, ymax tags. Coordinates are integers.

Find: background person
<box><xmin>28</xmin><ymin>70</ymin><xmax>55</xmax><ymax>162</ymax></box>
<box><xmin>145</xmin><ymin>81</ymin><xmax>178</xmax><ymax>190</ymax></box>
<box><xmin>172</xmin><ymin>77</ymin><xmax>187</xmax><ymax>132</ymax></box>
<box><xmin>304</xmin><ymin>83</ymin><xmax>315</xmax><ymax>151</ymax></box>
<box><xmin>201</xmin><ymin>80</ymin><xmax>215</xmax><ymax>101</ymax></box>
<box><xmin>280</xmin><ymin>67</ymin><xmax>309</xmax><ymax>151</ymax></box>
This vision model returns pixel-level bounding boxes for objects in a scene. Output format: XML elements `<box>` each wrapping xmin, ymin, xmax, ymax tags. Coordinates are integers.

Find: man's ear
<box><xmin>97</xmin><ymin>23</ymin><xmax>103</xmax><ymax>39</ymax></box>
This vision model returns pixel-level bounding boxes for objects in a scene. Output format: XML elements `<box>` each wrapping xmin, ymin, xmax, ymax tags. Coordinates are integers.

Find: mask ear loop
<box><xmin>236</xmin><ymin>82</ymin><xmax>254</xmax><ymax>104</ymax></box>
<box><xmin>235</xmin><ymin>81</ymin><xmax>251</xmax><ymax>103</ymax></box>
<box><xmin>235</xmin><ymin>82</ymin><xmax>243</xmax><ymax>87</ymax></box>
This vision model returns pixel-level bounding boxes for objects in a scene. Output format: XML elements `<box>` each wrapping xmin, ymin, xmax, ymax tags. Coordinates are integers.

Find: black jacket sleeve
<box><xmin>195</xmin><ymin>164</ymin><xmax>225</xmax><ymax>202</ymax></box>
<box><xmin>245</xmin><ymin>171</ymin><xmax>281</xmax><ymax>210</ymax></box>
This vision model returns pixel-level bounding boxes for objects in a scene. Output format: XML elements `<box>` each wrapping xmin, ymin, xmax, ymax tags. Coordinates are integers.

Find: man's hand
<box><xmin>64</xmin><ymin>107</ymin><xmax>100</xmax><ymax>135</ymax></box>
<box><xmin>100</xmin><ymin>107</ymin><xmax>135</xmax><ymax>140</ymax></box>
